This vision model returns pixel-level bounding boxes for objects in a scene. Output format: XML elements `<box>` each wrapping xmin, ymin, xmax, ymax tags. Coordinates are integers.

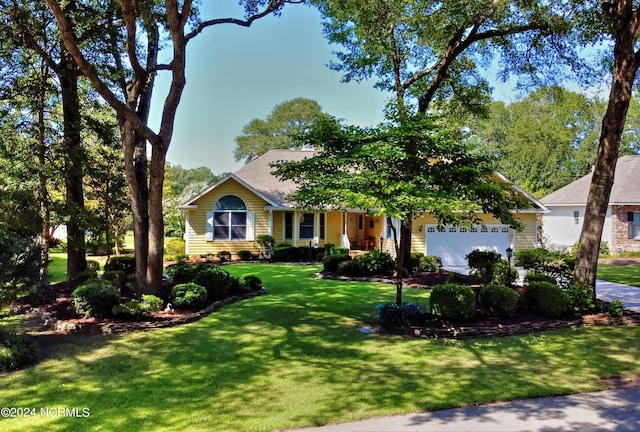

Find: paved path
<box><xmin>596</xmin><ymin>280</ymin><xmax>640</xmax><ymax>312</ymax></box>
<box><xmin>285</xmin><ymin>387</ymin><xmax>640</xmax><ymax>431</ymax></box>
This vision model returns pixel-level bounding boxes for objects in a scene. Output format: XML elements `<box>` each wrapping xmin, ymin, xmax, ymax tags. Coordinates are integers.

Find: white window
<box><xmin>208</xmin><ymin>195</ymin><xmax>253</xmax><ymax>241</ymax></box>
<box><xmin>299</xmin><ymin>213</ymin><xmax>314</xmax><ymax>239</ymax></box>
<box><xmin>629</xmin><ymin>212</ymin><xmax>640</xmax><ymax>239</ymax></box>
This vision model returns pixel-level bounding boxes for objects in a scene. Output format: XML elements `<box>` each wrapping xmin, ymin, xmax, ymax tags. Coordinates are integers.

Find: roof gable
<box><xmin>541</xmin><ymin>155</ymin><xmax>640</xmax><ymax>205</ymax></box>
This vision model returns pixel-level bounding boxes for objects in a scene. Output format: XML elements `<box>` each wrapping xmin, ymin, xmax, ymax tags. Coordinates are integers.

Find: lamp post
<box><xmin>379</xmin><ymin>236</ymin><xmax>384</xmax><ymax>251</ymax></box>
<box><xmin>505</xmin><ymin>246</ymin><xmax>513</xmax><ymax>287</ymax></box>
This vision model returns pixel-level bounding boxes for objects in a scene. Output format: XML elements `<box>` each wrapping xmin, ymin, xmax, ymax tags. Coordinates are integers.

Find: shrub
<box><xmin>323</xmin><ymin>254</ymin><xmax>352</xmax><ymax>272</ymax></box>
<box><xmin>72</xmin><ymin>279</ymin><xmax>120</xmax><ymax>317</ymax></box>
<box><xmin>75</xmin><ymin>269</ymin><xmax>98</xmax><ymax>286</ymax></box>
<box><xmin>607</xmin><ymin>299</ymin><xmax>624</xmax><ymax>317</ymax></box>
<box><xmin>237</xmin><ymin>250</ymin><xmax>253</xmax><ymax>261</ymax></box>
<box><xmin>466</xmin><ymin>249</ymin><xmax>503</xmax><ymax>284</ymax></box>
<box><xmin>337</xmin><ymin>259</ymin><xmax>362</xmax><ymax>277</ymax></box>
<box><xmin>522</xmin><ymin>281</ymin><xmax>569</xmax><ymax>317</ymax></box>
<box><xmin>112</xmin><ymin>300</ymin><xmax>149</xmax><ymax>319</ymax></box>
<box><xmin>141</xmin><ymin>294</ymin><xmax>163</xmax><ymax>312</ymax></box>
<box><xmin>104</xmin><ymin>255</ymin><xmax>136</xmax><ymax>277</ymax></box>
<box><xmin>524</xmin><ymin>272</ymin><xmax>557</xmax><ymax>285</ymax></box>
<box><xmin>515</xmin><ymin>248</ymin><xmax>574</xmax><ymax>280</ymax></box>
<box><xmin>273</xmin><ymin>244</ymin><xmax>295</xmax><ymax>262</ymax></box>
<box><xmin>375</xmin><ymin>302</ymin><xmax>425</xmax><ymax>329</ymax></box>
<box><xmin>430</xmin><ymin>284</ymin><xmax>476</xmax><ymax>321</ymax></box>
<box><xmin>165</xmin><ymin>238</ymin><xmax>186</xmax><ymax>257</ymax></box>
<box><xmin>0</xmin><ymin>330</ymin><xmax>37</xmax><ymax>373</ymax></box>
<box><xmin>563</xmin><ymin>281</ymin><xmax>596</xmax><ymax>314</ymax></box>
<box><xmin>216</xmin><ymin>250</ymin><xmax>232</xmax><ymax>262</ymax></box>
<box><xmin>242</xmin><ymin>275</ymin><xmax>262</xmax><ymax>291</ymax></box>
<box><xmin>411</xmin><ymin>253</ymin><xmax>441</xmax><ymax>272</ymax></box>
<box><xmin>171</xmin><ymin>283</ymin><xmax>207</xmax><ymax>309</ymax></box>
<box><xmin>330</xmin><ymin>246</ymin><xmax>350</xmax><ymax>257</ymax></box>
<box><xmin>165</xmin><ymin>262</ymin><xmax>200</xmax><ymax>285</ymax></box>
<box><xmin>102</xmin><ymin>270</ymin><xmax>127</xmax><ymax>289</ymax></box>
<box><xmin>255</xmin><ymin>234</ymin><xmax>275</xmax><ymax>259</ymax></box>
<box><xmin>570</xmin><ymin>240</ymin><xmax>610</xmax><ymax>257</ymax></box>
<box><xmin>355</xmin><ymin>249</ymin><xmax>395</xmax><ymax>276</ymax></box>
<box><xmin>86</xmin><ymin>260</ymin><xmax>101</xmax><ymax>272</ymax></box>
<box><xmin>479</xmin><ymin>284</ymin><xmax>520</xmax><ymax>318</ymax></box>
<box><xmin>193</xmin><ymin>265</ymin><xmax>236</xmax><ymax>301</ymax></box>
<box><xmin>0</xmin><ymin>229</ymin><xmax>41</xmax><ymax>307</ymax></box>
<box><xmin>493</xmin><ymin>260</ymin><xmax>519</xmax><ymax>286</ymax></box>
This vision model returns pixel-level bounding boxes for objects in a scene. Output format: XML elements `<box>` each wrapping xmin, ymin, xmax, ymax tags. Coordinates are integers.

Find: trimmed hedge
<box><xmin>104</xmin><ymin>255</ymin><xmax>136</xmax><ymax>277</ymax></box>
<box><xmin>522</xmin><ymin>281</ymin><xmax>569</xmax><ymax>317</ymax></box>
<box><xmin>72</xmin><ymin>279</ymin><xmax>120</xmax><ymax>317</ymax></box>
<box><xmin>375</xmin><ymin>302</ymin><xmax>425</xmax><ymax>329</ymax></box>
<box><xmin>479</xmin><ymin>284</ymin><xmax>519</xmax><ymax>318</ymax></box>
<box><xmin>171</xmin><ymin>283</ymin><xmax>207</xmax><ymax>309</ymax></box>
<box><xmin>430</xmin><ymin>284</ymin><xmax>476</xmax><ymax>321</ymax></box>
<box><xmin>0</xmin><ymin>330</ymin><xmax>37</xmax><ymax>373</ymax></box>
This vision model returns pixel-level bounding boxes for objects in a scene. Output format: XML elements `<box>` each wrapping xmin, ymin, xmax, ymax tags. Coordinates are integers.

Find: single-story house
<box><xmin>179</xmin><ymin>149</ymin><xmax>547</xmax><ymax>266</ymax></box>
<box><xmin>541</xmin><ymin>155</ymin><xmax>640</xmax><ymax>253</ymax></box>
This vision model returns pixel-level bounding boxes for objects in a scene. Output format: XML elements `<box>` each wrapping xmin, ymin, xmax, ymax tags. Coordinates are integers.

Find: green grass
<box><xmin>1</xmin><ymin>264</ymin><xmax>639</xmax><ymax>432</ymax></box>
<box><xmin>48</xmin><ymin>249</ymin><xmax>68</xmax><ymax>284</ymax></box>
<box><xmin>597</xmin><ymin>263</ymin><xmax>640</xmax><ymax>287</ymax></box>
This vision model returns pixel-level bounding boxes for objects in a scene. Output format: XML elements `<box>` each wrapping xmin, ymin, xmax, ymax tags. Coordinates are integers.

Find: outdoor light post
<box><xmin>379</xmin><ymin>236</ymin><xmax>384</xmax><ymax>250</ymax></box>
<box><xmin>506</xmin><ymin>246</ymin><xmax>513</xmax><ymax>287</ymax></box>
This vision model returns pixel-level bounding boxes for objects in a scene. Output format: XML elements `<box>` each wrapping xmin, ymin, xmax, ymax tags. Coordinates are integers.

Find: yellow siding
<box><xmin>326</xmin><ymin>211</ymin><xmax>343</xmax><ymax>246</ymax></box>
<box><xmin>513</xmin><ymin>213</ymin><xmax>538</xmax><ymax>252</ymax></box>
<box><xmin>186</xmin><ymin>178</ymin><xmax>269</xmax><ymax>256</ymax></box>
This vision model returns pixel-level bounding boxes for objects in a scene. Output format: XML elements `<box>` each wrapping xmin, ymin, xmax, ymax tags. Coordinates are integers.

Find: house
<box><xmin>179</xmin><ymin>149</ymin><xmax>547</xmax><ymax>266</ymax></box>
<box><xmin>541</xmin><ymin>155</ymin><xmax>640</xmax><ymax>253</ymax></box>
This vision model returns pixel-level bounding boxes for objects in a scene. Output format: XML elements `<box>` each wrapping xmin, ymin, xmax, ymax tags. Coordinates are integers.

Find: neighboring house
<box><xmin>179</xmin><ymin>149</ymin><xmax>547</xmax><ymax>266</ymax></box>
<box><xmin>541</xmin><ymin>155</ymin><xmax>640</xmax><ymax>253</ymax></box>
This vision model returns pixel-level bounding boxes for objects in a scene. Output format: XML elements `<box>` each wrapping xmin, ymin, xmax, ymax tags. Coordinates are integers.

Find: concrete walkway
<box><xmin>596</xmin><ymin>280</ymin><xmax>640</xmax><ymax>312</ymax></box>
<box><xmin>285</xmin><ymin>387</ymin><xmax>640</xmax><ymax>432</ymax></box>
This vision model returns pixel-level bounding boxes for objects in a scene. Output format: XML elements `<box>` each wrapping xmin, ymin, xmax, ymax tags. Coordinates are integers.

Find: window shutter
<box><xmin>628</xmin><ymin>212</ymin><xmax>635</xmax><ymax>222</ymax></box>
<box><xmin>629</xmin><ymin>212</ymin><xmax>635</xmax><ymax>239</ymax></box>
<box><xmin>205</xmin><ymin>211</ymin><xmax>214</xmax><ymax>241</ymax></box>
<box><xmin>246</xmin><ymin>211</ymin><xmax>255</xmax><ymax>241</ymax></box>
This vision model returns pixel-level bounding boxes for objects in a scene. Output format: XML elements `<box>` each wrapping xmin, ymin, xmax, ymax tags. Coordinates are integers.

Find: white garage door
<box><xmin>425</xmin><ymin>225</ymin><xmax>511</xmax><ymax>266</ymax></box>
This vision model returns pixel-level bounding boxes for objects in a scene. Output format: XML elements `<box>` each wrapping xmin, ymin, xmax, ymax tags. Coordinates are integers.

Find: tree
<box><xmin>46</xmin><ymin>0</ymin><xmax>302</xmax><ymax>295</ymax></box>
<box><xmin>311</xmin><ymin>0</ymin><xmax>576</xmax><ymax>279</ymax></box>
<box><xmin>574</xmin><ymin>0</ymin><xmax>640</xmax><ymax>294</ymax></box>
<box><xmin>234</xmin><ymin>98</ymin><xmax>331</xmax><ymax>163</ymax></box>
<box><xmin>471</xmin><ymin>87</ymin><xmax>639</xmax><ymax>198</ymax></box>
<box><xmin>274</xmin><ymin>114</ymin><xmax>526</xmax><ymax>305</ymax></box>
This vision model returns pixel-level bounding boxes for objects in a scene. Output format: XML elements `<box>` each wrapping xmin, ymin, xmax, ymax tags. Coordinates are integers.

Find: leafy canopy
<box><xmin>273</xmin><ymin>114</ymin><xmax>526</xmax><ymax>230</ymax></box>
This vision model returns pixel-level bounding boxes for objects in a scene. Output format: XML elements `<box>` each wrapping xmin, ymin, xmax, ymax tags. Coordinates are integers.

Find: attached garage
<box><xmin>425</xmin><ymin>224</ymin><xmax>512</xmax><ymax>266</ymax></box>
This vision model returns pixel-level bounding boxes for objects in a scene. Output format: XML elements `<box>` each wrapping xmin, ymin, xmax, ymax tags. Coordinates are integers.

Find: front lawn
<box><xmin>1</xmin><ymin>264</ymin><xmax>639</xmax><ymax>432</ymax></box>
<box><xmin>597</xmin><ymin>263</ymin><xmax>640</xmax><ymax>287</ymax></box>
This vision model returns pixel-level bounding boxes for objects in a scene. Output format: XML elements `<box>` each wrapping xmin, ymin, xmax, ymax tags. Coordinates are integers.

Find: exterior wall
<box><xmin>541</xmin><ymin>205</ymin><xmax>612</xmax><ymax>251</ymax></box>
<box><xmin>186</xmin><ymin>178</ymin><xmax>269</xmax><ymax>256</ymax></box>
<box><xmin>611</xmin><ymin>205</ymin><xmax>640</xmax><ymax>252</ymax></box>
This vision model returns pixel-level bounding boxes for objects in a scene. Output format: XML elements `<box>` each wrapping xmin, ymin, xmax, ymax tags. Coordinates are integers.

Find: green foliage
<box><xmin>71</xmin><ymin>279</ymin><xmax>120</xmax><ymax>317</ymax></box>
<box><xmin>524</xmin><ymin>271</ymin><xmax>558</xmax><ymax>285</ymax></box>
<box><xmin>322</xmin><ymin>254</ymin><xmax>352</xmax><ymax>272</ymax></box>
<box><xmin>430</xmin><ymin>284</ymin><xmax>476</xmax><ymax>321</ymax></box>
<box><xmin>330</xmin><ymin>246</ymin><xmax>350</xmax><ymax>256</ymax></box>
<box><xmin>375</xmin><ymin>302</ymin><xmax>425</xmax><ymax>329</ymax></box>
<box><xmin>166</xmin><ymin>263</ymin><xmax>240</xmax><ymax>302</ymax></box>
<box><xmin>337</xmin><ymin>259</ymin><xmax>362</xmax><ymax>277</ymax></box>
<box><xmin>234</xmin><ymin>98</ymin><xmax>331</xmax><ymax>163</ymax></box>
<box><xmin>86</xmin><ymin>260</ymin><xmax>101</xmax><ymax>272</ymax></box>
<box><xmin>216</xmin><ymin>250</ymin><xmax>232</xmax><ymax>262</ymax></box>
<box><xmin>237</xmin><ymin>250</ymin><xmax>253</xmax><ymax>261</ymax></box>
<box><xmin>570</xmin><ymin>240</ymin><xmax>610</xmax><ymax>257</ymax></box>
<box><xmin>104</xmin><ymin>255</ymin><xmax>136</xmax><ymax>277</ymax></box>
<box><xmin>493</xmin><ymin>260</ymin><xmax>519</xmax><ymax>286</ymax></box>
<box><xmin>0</xmin><ymin>330</ymin><xmax>37</xmax><ymax>373</ymax></box>
<box><xmin>171</xmin><ymin>283</ymin><xmax>207</xmax><ymax>309</ymax></box>
<box><xmin>522</xmin><ymin>281</ymin><xmax>569</xmax><ymax>318</ymax></box>
<box><xmin>479</xmin><ymin>284</ymin><xmax>520</xmax><ymax>318</ymax></box>
<box><xmin>466</xmin><ymin>249</ymin><xmax>503</xmax><ymax>284</ymax></box>
<box><xmin>354</xmin><ymin>249</ymin><xmax>395</xmax><ymax>276</ymax></box>
<box><xmin>0</xmin><ymin>229</ymin><xmax>41</xmax><ymax>307</ymax></box>
<box><xmin>255</xmin><ymin>234</ymin><xmax>275</xmax><ymax>259</ymax></box>
<box><xmin>165</xmin><ymin>238</ymin><xmax>186</xmax><ymax>258</ymax></box>
<box><xmin>410</xmin><ymin>253</ymin><xmax>441</xmax><ymax>272</ymax></box>
<box><xmin>102</xmin><ymin>270</ymin><xmax>127</xmax><ymax>289</ymax></box>
<box><xmin>112</xmin><ymin>295</ymin><xmax>162</xmax><ymax>319</ymax></box>
<box><xmin>515</xmin><ymin>248</ymin><xmax>575</xmax><ymax>280</ymax></box>
<box><xmin>242</xmin><ymin>275</ymin><xmax>263</xmax><ymax>291</ymax></box>
<box><xmin>563</xmin><ymin>281</ymin><xmax>596</xmax><ymax>314</ymax></box>
<box><xmin>607</xmin><ymin>299</ymin><xmax>625</xmax><ymax>317</ymax></box>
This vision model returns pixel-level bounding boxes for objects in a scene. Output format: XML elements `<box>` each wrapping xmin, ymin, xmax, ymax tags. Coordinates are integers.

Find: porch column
<box><xmin>268</xmin><ymin>209</ymin><xmax>273</xmax><ymax>236</ymax></box>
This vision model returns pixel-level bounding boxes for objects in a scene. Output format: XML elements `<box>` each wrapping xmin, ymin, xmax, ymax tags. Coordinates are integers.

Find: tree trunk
<box><xmin>575</xmin><ymin>4</ymin><xmax>640</xmax><ymax>299</ymax></box>
<box><xmin>146</xmin><ymin>145</ymin><xmax>166</xmax><ymax>295</ymax></box>
<box><xmin>60</xmin><ymin>21</ymin><xmax>86</xmax><ymax>287</ymax></box>
<box><xmin>37</xmin><ymin>66</ymin><xmax>51</xmax><ymax>284</ymax></box>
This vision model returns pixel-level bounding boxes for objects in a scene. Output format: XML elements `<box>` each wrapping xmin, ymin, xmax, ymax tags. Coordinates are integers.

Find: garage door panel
<box><xmin>425</xmin><ymin>225</ymin><xmax>510</xmax><ymax>266</ymax></box>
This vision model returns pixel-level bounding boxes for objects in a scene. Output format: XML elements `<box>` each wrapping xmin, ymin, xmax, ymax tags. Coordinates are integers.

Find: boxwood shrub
<box><xmin>103</xmin><ymin>255</ymin><xmax>136</xmax><ymax>277</ymax></box>
<box><xmin>323</xmin><ymin>254</ymin><xmax>352</xmax><ymax>272</ymax></box>
<box><xmin>237</xmin><ymin>250</ymin><xmax>253</xmax><ymax>261</ymax></box>
<box><xmin>355</xmin><ymin>249</ymin><xmax>395</xmax><ymax>276</ymax></box>
<box><xmin>72</xmin><ymin>279</ymin><xmax>120</xmax><ymax>317</ymax></box>
<box><xmin>430</xmin><ymin>283</ymin><xmax>476</xmax><ymax>321</ymax></box>
<box><xmin>0</xmin><ymin>330</ymin><xmax>37</xmax><ymax>373</ymax></box>
<box><xmin>522</xmin><ymin>281</ymin><xmax>569</xmax><ymax>317</ymax></box>
<box><xmin>375</xmin><ymin>302</ymin><xmax>425</xmax><ymax>329</ymax></box>
<box><xmin>479</xmin><ymin>284</ymin><xmax>520</xmax><ymax>318</ymax></box>
<box><xmin>171</xmin><ymin>283</ymin><xmax>207</xmax><ymax>309</ymax></box>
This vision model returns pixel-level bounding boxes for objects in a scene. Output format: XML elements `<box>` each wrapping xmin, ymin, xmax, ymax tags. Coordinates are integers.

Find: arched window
<box><xmin>214</xmin><ymin>195</ymin><xmax>247</xmax><ymax>240</ymax></box>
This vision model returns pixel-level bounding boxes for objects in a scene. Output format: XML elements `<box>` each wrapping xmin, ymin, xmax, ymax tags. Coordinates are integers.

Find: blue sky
<box><xmin>149</xmin><ymin>3</ymin><xmax>520</xmax><ymax>176</ymax></box>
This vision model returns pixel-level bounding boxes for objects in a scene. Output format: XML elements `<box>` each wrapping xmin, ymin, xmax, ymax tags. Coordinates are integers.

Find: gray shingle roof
<box><xmin>234</xmin><ymin>149</ymin><xmax>317</xmax><ymax>207</ymax></box>
<box><xmin>541</xmin><ymin>155</ymin><xmax>640</xmax><ymax>205</ymax></box>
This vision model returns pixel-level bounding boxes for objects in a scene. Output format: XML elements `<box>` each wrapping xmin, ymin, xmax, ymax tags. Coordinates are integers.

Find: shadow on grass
<box><xmin>1</xmin><ymin>263</ymin><xmax>639</xmax><ymax>432</ymax></box>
